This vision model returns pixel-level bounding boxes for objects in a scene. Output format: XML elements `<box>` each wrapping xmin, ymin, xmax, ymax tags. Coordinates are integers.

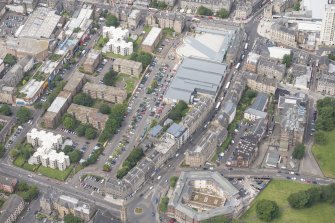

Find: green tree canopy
<box><xmin>3</xmin><ymin>54</ymin><xmax>16</xmax><ymax>66</ymax></box>
<box><xmin>314</xmin><ymin>131</ymin><xmax>327</xmax><ymax>145</ymax></box>
<box><xmin>85</xmin><ymin>127</ymin><xmax>97</xmax><ymax>140</ymax></box>
<box><xmin>73</xmin><ymin>93</ymin><xmax>94</xmax><ymax>107</ymax></box>
<box><xmin>170</xmin><ymin>176</ymin><xmax>179</xmax><ymax>188</ymax></box>
<box><xmin>217</xmin><ymin>8</ymin><xmax>229</xmax><ymax>18</ymax></box>
<box><xmin>99</xmin><ymin>103</ymin><xmax>111</xmax><ymax>114</ymax></box>
<box><xmin>0</xmin><ymin>144</ymin><xmax>5</xmax><ymax>158</ymax></box>
<box><xmin>69</xmin><ymin>150</ymin><xmax>82</xmax><ymax>163</ymax></box>
<box><xmin>292</xmin><ymin>143</ymin><xmax>305</xmax><ymax>160</ymax></box>
<box><xmin>130</xmin><ymin>52</ymin><xmax>153</xmax><ymax>68</ymax></box>
<box><xmin>282</xmin><ymin>54</ymin><xmax>293</xmax><ymax>67</ymax></box>
<box><xmin>288</xmin><ymin>191</ymin><xmax>310</xmax><ymax>209</ymax></box>
<box><xmin>17</xmin><ymin>107</ymin><xmax>31</xmax><ymax>124</ymax></box>
<box><xmin>256</xmin><ymin>199</ymin><xmax>279</xmax><ymax>222</ymax></box>
<box><xmin>64</xmin><ymin>214</ymin><xmax>83</xmax><ymax>223</ymax></box>
<box><xmin>103</xmin><ymin>70</ymin><xmax>118</xmax><ymax>86</ymax></box>
<box><xmin>62</xmin><ymin>114</ymin><xmax>76</xmax><ymax>130</ymax></box>
<box><xmin>197</xmin><ymin>6</ymin><xmax>213</xmax><ymax>16</ymax></box>
<box><xmin>0</xmin><ymin>104</ymin><xmax>12</xmax><ymax>116</ymax></box>
<box><xmin>75</xmin><ymin>124</ymin><xmax>86</xmax><ymax>137</ymax></box>
<box><xmin>105</xmin><ymin>14</ymin><xmax>119</xmax><ymax>27</ymax></box>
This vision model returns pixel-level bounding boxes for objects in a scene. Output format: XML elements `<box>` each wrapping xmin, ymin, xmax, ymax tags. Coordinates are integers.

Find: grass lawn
<box><xmin>312</xmin><ymin>130</ymin><xmax>335</xmax><ymax>178</ymax></box>
<box><xmin>22</xmin><ymin>162</ymin><xmax>39</xmax><ymax>172</ymax></box>
<box><xmin>13</xmin><ymin>155</ymin><xmax>25</xmax><ymax>167</ymax></box>
<box><xmin>103</xmin><ymin>52</ymin><xmax>131</xmax><ymax>60</ymax></box>
<box><xmin>94</xmin><ymin>36</ymin><xmax>108</xmax><ymax>50</ymax></box>
<box><xmin>143</xmin><ymin>25</ymin><xmax>152</xmax><ymax>33</ymax></box>
<box><xmin>241</xmin><ymin>180</ymin><xmax>335</xmax><ymax>223</ymax></box>
<box><xmin>116</xmin><ymin>73</ymin><xmax>138</xmax><ymax>94</ymax></box>
<box><xmin>37</xmin><ymin>165</ymin><xmax>74</xmax><ymax>181</ymax></box>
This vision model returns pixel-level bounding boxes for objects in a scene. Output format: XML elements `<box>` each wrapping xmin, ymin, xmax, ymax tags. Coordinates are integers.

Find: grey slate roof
<box><xmin>167</xmin><ymin>123</ymin><xmax>186</xmax><ymax>138</ymax></box>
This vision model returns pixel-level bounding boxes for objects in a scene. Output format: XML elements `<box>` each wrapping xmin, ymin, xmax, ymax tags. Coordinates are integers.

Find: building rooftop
<box><xmin>149</xmin><ymin>125</ymin><xmax>163</xmax><ymax>137</ymax></box>
<box><xmin>268</xmin><ymin>47</ymin><xmax>291</xmax><ymax>59</ymax></box>
<box><xmin>258</xmin><ymin>57</ymin><xmax>286</xmax><ymax>74</ymax></box>
<box><xmin>0</xmin><ymin>194</ymin><xmax>24</xmax><ymax>223</ymax></box>
<box><xmin>68</xmin><ymin>103</ymin><xmax>109</xmax><ymax>123</ymax></box>
<box><xmin>18</xmin><ymin>7</ymin><xmax>61</xmax><ymax>39</ymax></box>
<box><xmin>83</xmin><ymin>82</ymin><xmax>127</xmax><ymax>98</ymax></box>
<box><xmin>169</xmin><ymin>171</ymin><xmax>240</xmax><ymax>221</ymax></box>
<box><xmin>165</xmin><ymin>57</ymin><xmax>226</xmax><ymax>103</ymax></box>
<box><xmin>19</xmin><ymin>79</ymin><xmax>44</xmax><ymax>99</ymax></box>
<box><xmin>245</xmin><ymin>108</ymin><xmax>267</xmax><ymax>119</ymax></box>
<box><xmin>250</xmin><ymin>92</ymin><xmax>268</xmax><ymax>111</ymax></box>
<box><xmin>166</xmin><ymin>123</ymin><xmax>186</xmax><ymax>138</ymax></box>
<box><xmin>47</xmin><ymin>96</ymin><xmax>68</xmax><ymax>113</ymax></box>
<box><xmin>243</xmin><ymin>72</ymin><xmax>279</xmax><ymax>87</ymax></box>
<box><xmin>63</xmin><ymin>71</ymin><xmax>85</xmax><ymax>93</ymax></box>
<box><xmin>0</xmin><ymin>174</ymin><xmax>16</xmax><ymax>186</ymax></box>
<box><xmin>302</xmin><ymin>0</ymin><xmax>329</xmax><ymax>20</ymax></box>
<box><xmin>129</xmin><ymin>9</ymin><xmax>141</xmax><ymax>19</ymax></box>
<box><xmin>113</xmin><ymin>58</ymin><xmax>142</xmax><ymax>70</ymax></box>
<box><xmin>154</xmin><ymin>133</ymin><xmax>177</xmax><ymax>154</ymax></box>
<box><xmin>142</xmin><ymin>27</ymin><xmax>162</xmax><ymax>46</ymax></box>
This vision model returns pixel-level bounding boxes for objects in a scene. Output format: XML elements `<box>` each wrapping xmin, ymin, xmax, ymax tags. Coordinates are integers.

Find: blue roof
<box><xmin>167</xmin><ymin>123</ymin><xmax>186</xmax><ymax>138</ymax></box>
<box><xmin>250</xmin><ymin>92</ymin><xmax>268</xmax><ymax>111</ymax></box>
<box><xmin>149</xmin><ymin>125</ymin><xmax>163</xmax><ymax>137</ymax></box>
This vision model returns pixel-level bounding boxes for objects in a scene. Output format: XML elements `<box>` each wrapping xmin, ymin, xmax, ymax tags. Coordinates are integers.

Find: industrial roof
<box><xmin>165</xmin><ymin>57</ymin><xmax>226</xmax><ymax>103</ymax></box>
<box><xmin>18</xmin><ymin>7</ymin><xmax>61</xmax><ymax>39</ymax></box>
<box><xmin>142</xmin><ymin>27</ymin><xmax>162</xmax><ymax>46</ymax></box>
<box><xmin>302</xmin><ymin>0</ymin><xmax>328</xmax><ymax>20</ymax></box>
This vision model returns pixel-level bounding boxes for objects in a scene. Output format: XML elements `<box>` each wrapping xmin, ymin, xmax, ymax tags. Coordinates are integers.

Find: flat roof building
<box><xmin>164</xmin><ymin>57</ymin><xmax>226</xmax><ymax>103</ymax></box>
<box><xmin>82</xmin><ymin>82</ymin><xmax>127</xmax><ymax>104</ymax></box>
<box><xmin>67</xmin><ymin>104</ymin><xmax>109</xmax><ymax>130</ymax></box>
<box><xmin>18</xmin><ymin>7</ymin><xmax>61</xmax><ymax>39</ymax></box>
<box><xmin>167</xmin><ymin>171</ymin><xmax>242</xmax><ymax>223</ymax></box>
<box><xmin>83</xmin><ymin>50</ymin><xmax>102</xmax><ymax>74</ymax></box>
<box><xmin>0</xmin><ymin>175</ymin><xmax>17</xmax><ymax>193</ymax></box>
<box><xmin>112</xmin><ymin>58</ymin><xmax>143</xmax><ymax>77</ymax></box>
<box><xmin>142</xmin><ymin>27</ymin><xmax>162</xmax><ymax>53</ymax></box>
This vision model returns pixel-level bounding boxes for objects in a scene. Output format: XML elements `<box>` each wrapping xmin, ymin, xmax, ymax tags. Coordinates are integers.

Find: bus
<box><xmin>235</xmin><ymin>63</ymin><xmax>241</xmax><ymax>69</ymax></box>
<box><xmin>225</xmin><ymin>81</ymin><xmax>230</xmax><ymax>89</ymax></box>
<box><xmin>244</xmin><ymin>43</ymin><xmax>248</xmax><ymax>50</ymax></box>
<box><xmin>215</xmin><ymin>101</ymin><xmax>221</xmax><ymax>110</ymax></box>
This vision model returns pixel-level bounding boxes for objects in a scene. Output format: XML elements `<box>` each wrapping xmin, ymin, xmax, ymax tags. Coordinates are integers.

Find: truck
<box><xmin>244</xmin><ymin>43</ymin><xmax>248</xmax><ymax>50</ymax></box>
<box><xmin>235</xmin><ymin>63</ymin><xmax>241</xmax><ymax>70</ymax></box>
<box><xmin>225</xmin><ymin>81</ymin><xmax>231</xmax><ymax>89</ymax></box>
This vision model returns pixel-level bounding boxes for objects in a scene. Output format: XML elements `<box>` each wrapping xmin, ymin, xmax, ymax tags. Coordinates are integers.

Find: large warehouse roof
<box><xmin>18</xmin><ymin>7</ymin><xmax>61</xmax><ymax>39</ymax></box>
<box><xmin>165</xmin><ymin>57</ymin><xmax>227</xmax><ymax>103</ymax></box>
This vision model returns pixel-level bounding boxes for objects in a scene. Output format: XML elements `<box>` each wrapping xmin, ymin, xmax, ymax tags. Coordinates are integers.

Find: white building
<box><xmin>320</xmin><ymin>4</ymin><xmax>335</xmax><ymax>45</ymax></box>
<box><xmin>101</xmin><ymin>26</ymin><xmax>133</xmax><ymax>56</ymax></box>
<box><xmin>27</xmin><ymin>128</ymin><xmax>70</xmax><ymax>171</ymax></box>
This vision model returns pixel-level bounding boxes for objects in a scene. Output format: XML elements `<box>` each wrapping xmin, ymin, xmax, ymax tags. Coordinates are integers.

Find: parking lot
<box><xmin>80</xmin><ymin>175</ymin><xmax>105</xmax><ymax>195</ymax></box>
<box><xmin>0</xmin><ymin>13</ymin><xmax>26</xmax><ymax>37</ymax></box>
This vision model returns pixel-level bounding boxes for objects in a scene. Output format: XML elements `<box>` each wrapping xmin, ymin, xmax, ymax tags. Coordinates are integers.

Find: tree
<box><xmin>10</xmin><ymin>149</ymin><xmax>19</xmax><ymax>159</ymax></box>
<box><xmin>17</xmin><ymin>181</ymin><xmax>29</xmax><ymax>191</ymax></box>
<box><xmin>0</xmin><ymin>144</ymin><xmax>5</xmax><ymax>158</ymax></box>
<box><xmin>73</xmin><ymin>27</ymin><xmax>81</xmax><ymax>33</ymax></box>
<box><xmin>105</xmin><ymin>14</ymin><xmax>119</xmax><ymax>27</ymax></box>
<box><xmin>99</xmin><ymin>103</ymin><xmax>111</xmax><ymax>114</ymax></box>
<box><xmin>85</xmin><ymin>127</ymin><xmax>97</xmax><ymax>140</ymax></box>
<box><xmin>130</xmin><ymin>52</ymin><xmax>153</xmax><ymax>68</ymax></box>
<box><xmin>0</xmin><ymin>104</ymin><xmax>12</xmax><ymax>116</ymax></box>
<box><xmin>64</xmin><ymin>214</ymin><xmax>83</xmax><ymax>223</ymax></box>
<box><xmin>17</xmin><ymin>107</ymin><xmax>31</xmax><ymax>124</ymax></box>
<box><xmin>217</xmin><ymin>8</ymin><xmax>229</xmax><ymax>18</ymax></box>
<box><xmin>33</xmin><ymin>102</ymin><xmax>43</xmax><ymax>109</ymax></box>
<box><xmin>256</xmin><ymin>199</ymin><xmax>279</xmax><ymax>222</ymax></box>
<box><xmin>151</xmin><ymin>79</ymin><xmax>158</xmax><ymax>89</ymax></box>
<box><xmin>159</xmin><ymin>196</ymin><xmax>169</xmax><ymax>213</ymax></box>
<box><xmin>21</xmin><ymin>144</ymin><xmax>33</xmax><ymax>160</ymax></box>
<box><xmin>282</xmin><ymin>54</ymin><xmax>293</xmax><ymax>67</ymax></box>
<box><xmin>99</xmin><ymin>129</ymin><xmax>112</xmax><ymax>143</ymax></box>
<box><xmin>288</xmin><ymin>191</ymin><xmax>310</xmax><ymax>209</ymax></box>
<box><xmin>170</xmin><ymin>176</ymin><xmax>179</xmax><ymax>188</ymax></box>
<box><xmin>314</xmin><ymin>131</ymin><xmax>327</xmax><ymax>145</ymax></box>
<box><xmin>293</xmin><ymin>1</ymin><xmax>300</xmax><ymax>11</ymax></box>
<box><xmin>103</xmin><ymin>163</ymin><xmax>111</xmax><ymax>172</ymax></box>
<box><xmin>197</xmin><ymin>6</ymin><xmax>213</xmax><ymax>16</ymax></box>
<box><xmin>150</xmin><ymin>119</ymin><xmax>158</xmax><ymax>128</ymax></box>
<box><xmin>117</xmin><ymin>166</ymin><xmax>130</xmax><ymax>179</ymax></box>
<box><xmin>75</xmin><ymin>124</ymin><xmax>86</xmax><ymax>137</ymax></box>
<box><xmin>328</xmin><ymin>54</ymin><xmax>335</xmax><ymax>61</ymax></box>
<box><xmin>73</xmin><ymin>93</ymin><xmax>94</xmax><ymax>107</ymax></box>
<box><xmin>69</xmin><ymin>150</ymin><xmax>82</xmax><ymax>163</ymax></box>
<box><xmin>3</xmin><ymin>54</ymin><xmax>16</xmax><ymax>66</ymax></box>
<box><xmin>63</xmin><ymin>114</ymin><xmax>76</xmax><ymax>130</ymax></box>
<box><xmin>292</xmin><ymin>143</ymin><xmax>305</xmax><ymax>160</ymax></box>
<box><xmin>63</xmin><ymin>145</ymin><xmax>74</xmax><ymax>154</ymax></box>
<box><xmin>103</xmin><ymin>70</ymin><xmax>118</xmax><ymax>86</ymax></box>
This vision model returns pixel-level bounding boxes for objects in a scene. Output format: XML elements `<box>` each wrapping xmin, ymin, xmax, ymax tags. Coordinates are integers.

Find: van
<box><xmin>157</xmin><ymin>176</ymin><xmax>161</xmax><ymax>180</ymax></box>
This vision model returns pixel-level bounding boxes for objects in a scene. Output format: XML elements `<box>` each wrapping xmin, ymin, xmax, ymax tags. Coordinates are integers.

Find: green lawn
<box><xmin>241</xmin><ymin>180</ymin><xmax>335</xmax><ymax>223</ymax></box>
<box><xmin>312</xmin><ymin>130</ymin><xmax>335</xmax><ymax>178</ymax></box>
<box><xmin>103</xmin><ymin>52</ymin><xmax>131</xmax><ymax>60</ymax></box>
<box><xmin>116</xmin><ymin>73</ymin><xmax>138</xmax><ymax>94</ymax></box>
<box><xmin>37</xmin><ymin>165</ymin><xmax>74</xmax><ymax>181</ymax></box>
<box><xmin>13</xmin><ymin>155</ymin><xmax>25</xmax><ymax>167</ymax></box>
<box><xmin>22</xmin><ymin>162</ymin><xmax>39</xmax><ymax>172</ymax></box>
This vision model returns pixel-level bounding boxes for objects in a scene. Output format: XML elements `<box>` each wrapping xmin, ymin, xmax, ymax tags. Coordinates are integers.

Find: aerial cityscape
<box><xmin>0</xmin><ymin>0</ymin><xmax>335</xmax><ymax>222</ymax></box>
